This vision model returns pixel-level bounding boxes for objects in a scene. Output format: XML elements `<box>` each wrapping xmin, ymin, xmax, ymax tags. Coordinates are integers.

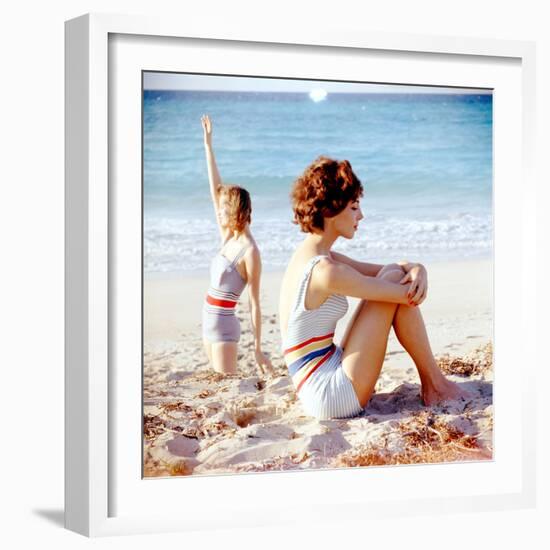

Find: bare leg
<box><xmin>203</xmin><ymin>338</ymin><xmax>213</xmax><ymax>364</ymax></box>
<box><xmin>341</xmin><ymin>269</ymin><xmax>402</xmax><ymax>407</ymax></box>
<box><xmin>340</xmin><ymin>263</ymin><xmax>404</xmax><ymax>349</ymax></box>
<box><xmin>392</xmin><ymin>304</ymin><xmax>471</xmax><ymax>405</ymax></box>
<box><xmin>203</xmin><ymin>339</ymin><xmax>238</xmax><ymax>374</ymax></box>
<box><xmin>340</xmin><ymin>264</ymin><xmax>469</xmax><ymax>407</ymax></box>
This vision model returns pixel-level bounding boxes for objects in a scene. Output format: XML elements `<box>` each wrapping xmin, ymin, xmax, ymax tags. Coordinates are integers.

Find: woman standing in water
<box><xmin>201</xmin><ymin>115</ymin><xmax>272</xmax><ymax>376</ymax></box>
<box><xmin>279</xmin><ymin>156</ymin><xmax>470</xmax><ymax>419</ymax></box>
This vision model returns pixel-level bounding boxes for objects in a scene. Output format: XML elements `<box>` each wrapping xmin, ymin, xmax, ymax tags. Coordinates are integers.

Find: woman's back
<box><xmin>280</xmin><ymin>249</ymin><xmax>333</xmax><ymax>338</ymax></box>
<box><xmin>280</xmin><ymin>254</ymin><xmax>348</xmax><ymax>391</ymax></box>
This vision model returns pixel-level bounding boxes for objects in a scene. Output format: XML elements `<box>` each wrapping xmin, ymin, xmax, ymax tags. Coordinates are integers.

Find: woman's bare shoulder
<box><xmin>242</xmin><ymin>238</ymin><xmax>260</xmax><ymax>263</ymax></box>
<box><xmin>309</xmin><ymin>254</ymin><xmax>342</xmax><ymax>285</ymax></box>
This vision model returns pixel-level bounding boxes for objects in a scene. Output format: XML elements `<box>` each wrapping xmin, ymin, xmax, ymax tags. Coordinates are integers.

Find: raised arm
<box><xmin>201</xmin><ymin>115</ymin><xmax>226</xmax><ymax>241</ymax></box>
<box><xmin>245</xmin><ymin>247</ymin><xmax>274</xmax><ymax>375</ymax></box>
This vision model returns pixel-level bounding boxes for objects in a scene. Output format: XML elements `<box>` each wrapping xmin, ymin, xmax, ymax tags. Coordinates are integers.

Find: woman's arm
<box><xmin>245</xmin><ymin>247</ymin><xmax>274</xmax><ymax>375</ymax></box>
<box><xmin>326</xmin><ymin>252</ymin><xmax>428</xmax><ymax>305</ymax></box>
<box><xmin>329</xmin><ymin>250</ymin><xmax>385</xmax><ymax>277</ymax></box>
<box><xmin>397</xmin><ymin>261</ymin><xmax>428</xmax><ymax>304</ymax></box>
<box><xmin>314</xmin><ymin>257</ymin><xmax>414</xmax><ymax>305</ymax></box>
<box><xmin>330</xmin><ymin>251</ymin><xmax>428</xmax><ymax>304</ymax></box>
<box><xmin>201</xmin><ymin>115</ymin><xmax>226</xmax><ymax>241</ymax></box>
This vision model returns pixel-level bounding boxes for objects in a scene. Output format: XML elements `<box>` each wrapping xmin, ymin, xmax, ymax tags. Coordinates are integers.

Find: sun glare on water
<box><xmin>309</xmin><ymin>89</ymin><xmax>328</xmax><ymax>102</ymax></box>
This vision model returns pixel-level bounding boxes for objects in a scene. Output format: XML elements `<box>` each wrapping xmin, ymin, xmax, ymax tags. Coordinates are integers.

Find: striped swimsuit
<box><xmin>283</xmin><ymin>255</ymin><xmax>363</xmax><ymax>420</ymax></box>
<box><xmin>202</xmin><ymin>245</ymin><xmax>248</xmax><ymax>343</ymax></box>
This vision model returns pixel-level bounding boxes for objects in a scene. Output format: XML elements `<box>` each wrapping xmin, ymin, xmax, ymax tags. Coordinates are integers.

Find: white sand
<box><xmin>143</xmin><ymin>259</ymin><xmax>493</xmax><ymax>476</ymax></box>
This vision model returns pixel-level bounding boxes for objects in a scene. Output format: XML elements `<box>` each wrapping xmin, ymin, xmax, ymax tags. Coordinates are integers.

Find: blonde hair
<box><xmin>220</xmin><ymin>185</ymin><xmax>252</xmax><ymax>233</ymax></box>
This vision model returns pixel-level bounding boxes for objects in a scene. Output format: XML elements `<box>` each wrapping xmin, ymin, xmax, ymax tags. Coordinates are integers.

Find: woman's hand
<box><xmin>399</xmin><ymin>263</ymin><xmax>428</xmax><ymax>305</ymax></box>
<box><xmin>255</xmin><ymin>349</ymin><xmax>274</xmax><ymax>376</ymax></box>
<box><xmin>201</xmin><ymin>114</ymin><xmax>213</xmax><ymax>147</ymax></box>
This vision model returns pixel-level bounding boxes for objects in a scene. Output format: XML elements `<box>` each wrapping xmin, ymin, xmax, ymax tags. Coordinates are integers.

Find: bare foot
<box><xmin>421</xmin><ymin>377</ymin><xmax>472</xmax><ymax>407</ymax></box>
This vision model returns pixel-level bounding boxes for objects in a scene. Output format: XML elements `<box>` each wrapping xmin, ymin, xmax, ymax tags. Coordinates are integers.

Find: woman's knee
<box><xmin>377</xmin><ymin>267</ymin><xmax>404</xmax><ymax>283</ymax></box>
<box><xmin>377</xmin><ymin>263</ymin><xmax>405</xmax><ymax>279</ymax></box>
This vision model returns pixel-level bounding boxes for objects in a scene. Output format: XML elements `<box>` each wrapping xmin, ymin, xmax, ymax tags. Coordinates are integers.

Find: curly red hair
<box><xmin>291</xmin><ymin>156</ymin><xmax>363</xmax><ymax>233</ymax></box>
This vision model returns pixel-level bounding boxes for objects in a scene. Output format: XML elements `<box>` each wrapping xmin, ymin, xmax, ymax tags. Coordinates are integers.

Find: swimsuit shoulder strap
<box><xmin>229</xmin><ymin>244</ymin><xmax>250</xmax><ymax>268</ymax></box>
<box><xmin>291</xmin><ymin>255</ymin><xmax>328</xmax><ymax>314</ymax></box>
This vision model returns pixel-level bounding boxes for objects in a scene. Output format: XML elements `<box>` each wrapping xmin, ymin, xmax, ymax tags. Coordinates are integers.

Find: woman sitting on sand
<box><xmin>279</xmin><ymin>156</ymin><xmax>470</xmax><ymax>420</ymax></box>
<box><xmin>201</xmin><ymin>115</ymin><xmax>273</xmax><ymax>376</ymax></box>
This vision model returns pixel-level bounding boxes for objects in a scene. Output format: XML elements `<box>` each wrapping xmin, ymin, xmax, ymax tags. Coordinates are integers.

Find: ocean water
<box><xmin>143</xmin><ymin>90</ymin><xmax>492</xmax><ymax>274</ymax></box>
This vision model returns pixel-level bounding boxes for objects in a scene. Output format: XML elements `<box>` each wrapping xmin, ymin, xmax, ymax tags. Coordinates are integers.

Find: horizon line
<box><xmin>144</xmin><ymin>88</ymin><xmax>492</xmax><ymax>95</ymax></box>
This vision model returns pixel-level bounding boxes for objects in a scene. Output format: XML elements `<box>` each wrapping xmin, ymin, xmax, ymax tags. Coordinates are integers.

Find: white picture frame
<box><xmin>65</xmin><ymin>12</ymin><xmax>537</xmax><ymax>537</ymax></box>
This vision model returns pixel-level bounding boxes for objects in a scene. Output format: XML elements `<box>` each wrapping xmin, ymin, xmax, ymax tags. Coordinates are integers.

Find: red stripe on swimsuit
<box><xmin>206</xmin><ymin>294</ymin><xmax>237</xmax><ymax>308</ymax></box>
<box><xmin>283</xmin><ymin>332</ymin><xmax>335</xmax><ymax>355</ymax></box>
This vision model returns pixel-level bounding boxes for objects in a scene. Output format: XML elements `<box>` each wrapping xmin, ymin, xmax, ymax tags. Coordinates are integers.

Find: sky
<box><xmin>143</xmin><ymin>72</ymin><xmax>493</xmax><ymax>94</ymax></box>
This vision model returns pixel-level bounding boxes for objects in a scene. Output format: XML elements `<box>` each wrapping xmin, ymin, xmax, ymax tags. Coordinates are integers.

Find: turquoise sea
<box><xmin>143</xmin><ymin>88</ymin><xmax>492</xmax><ymax>274</ymax></box>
